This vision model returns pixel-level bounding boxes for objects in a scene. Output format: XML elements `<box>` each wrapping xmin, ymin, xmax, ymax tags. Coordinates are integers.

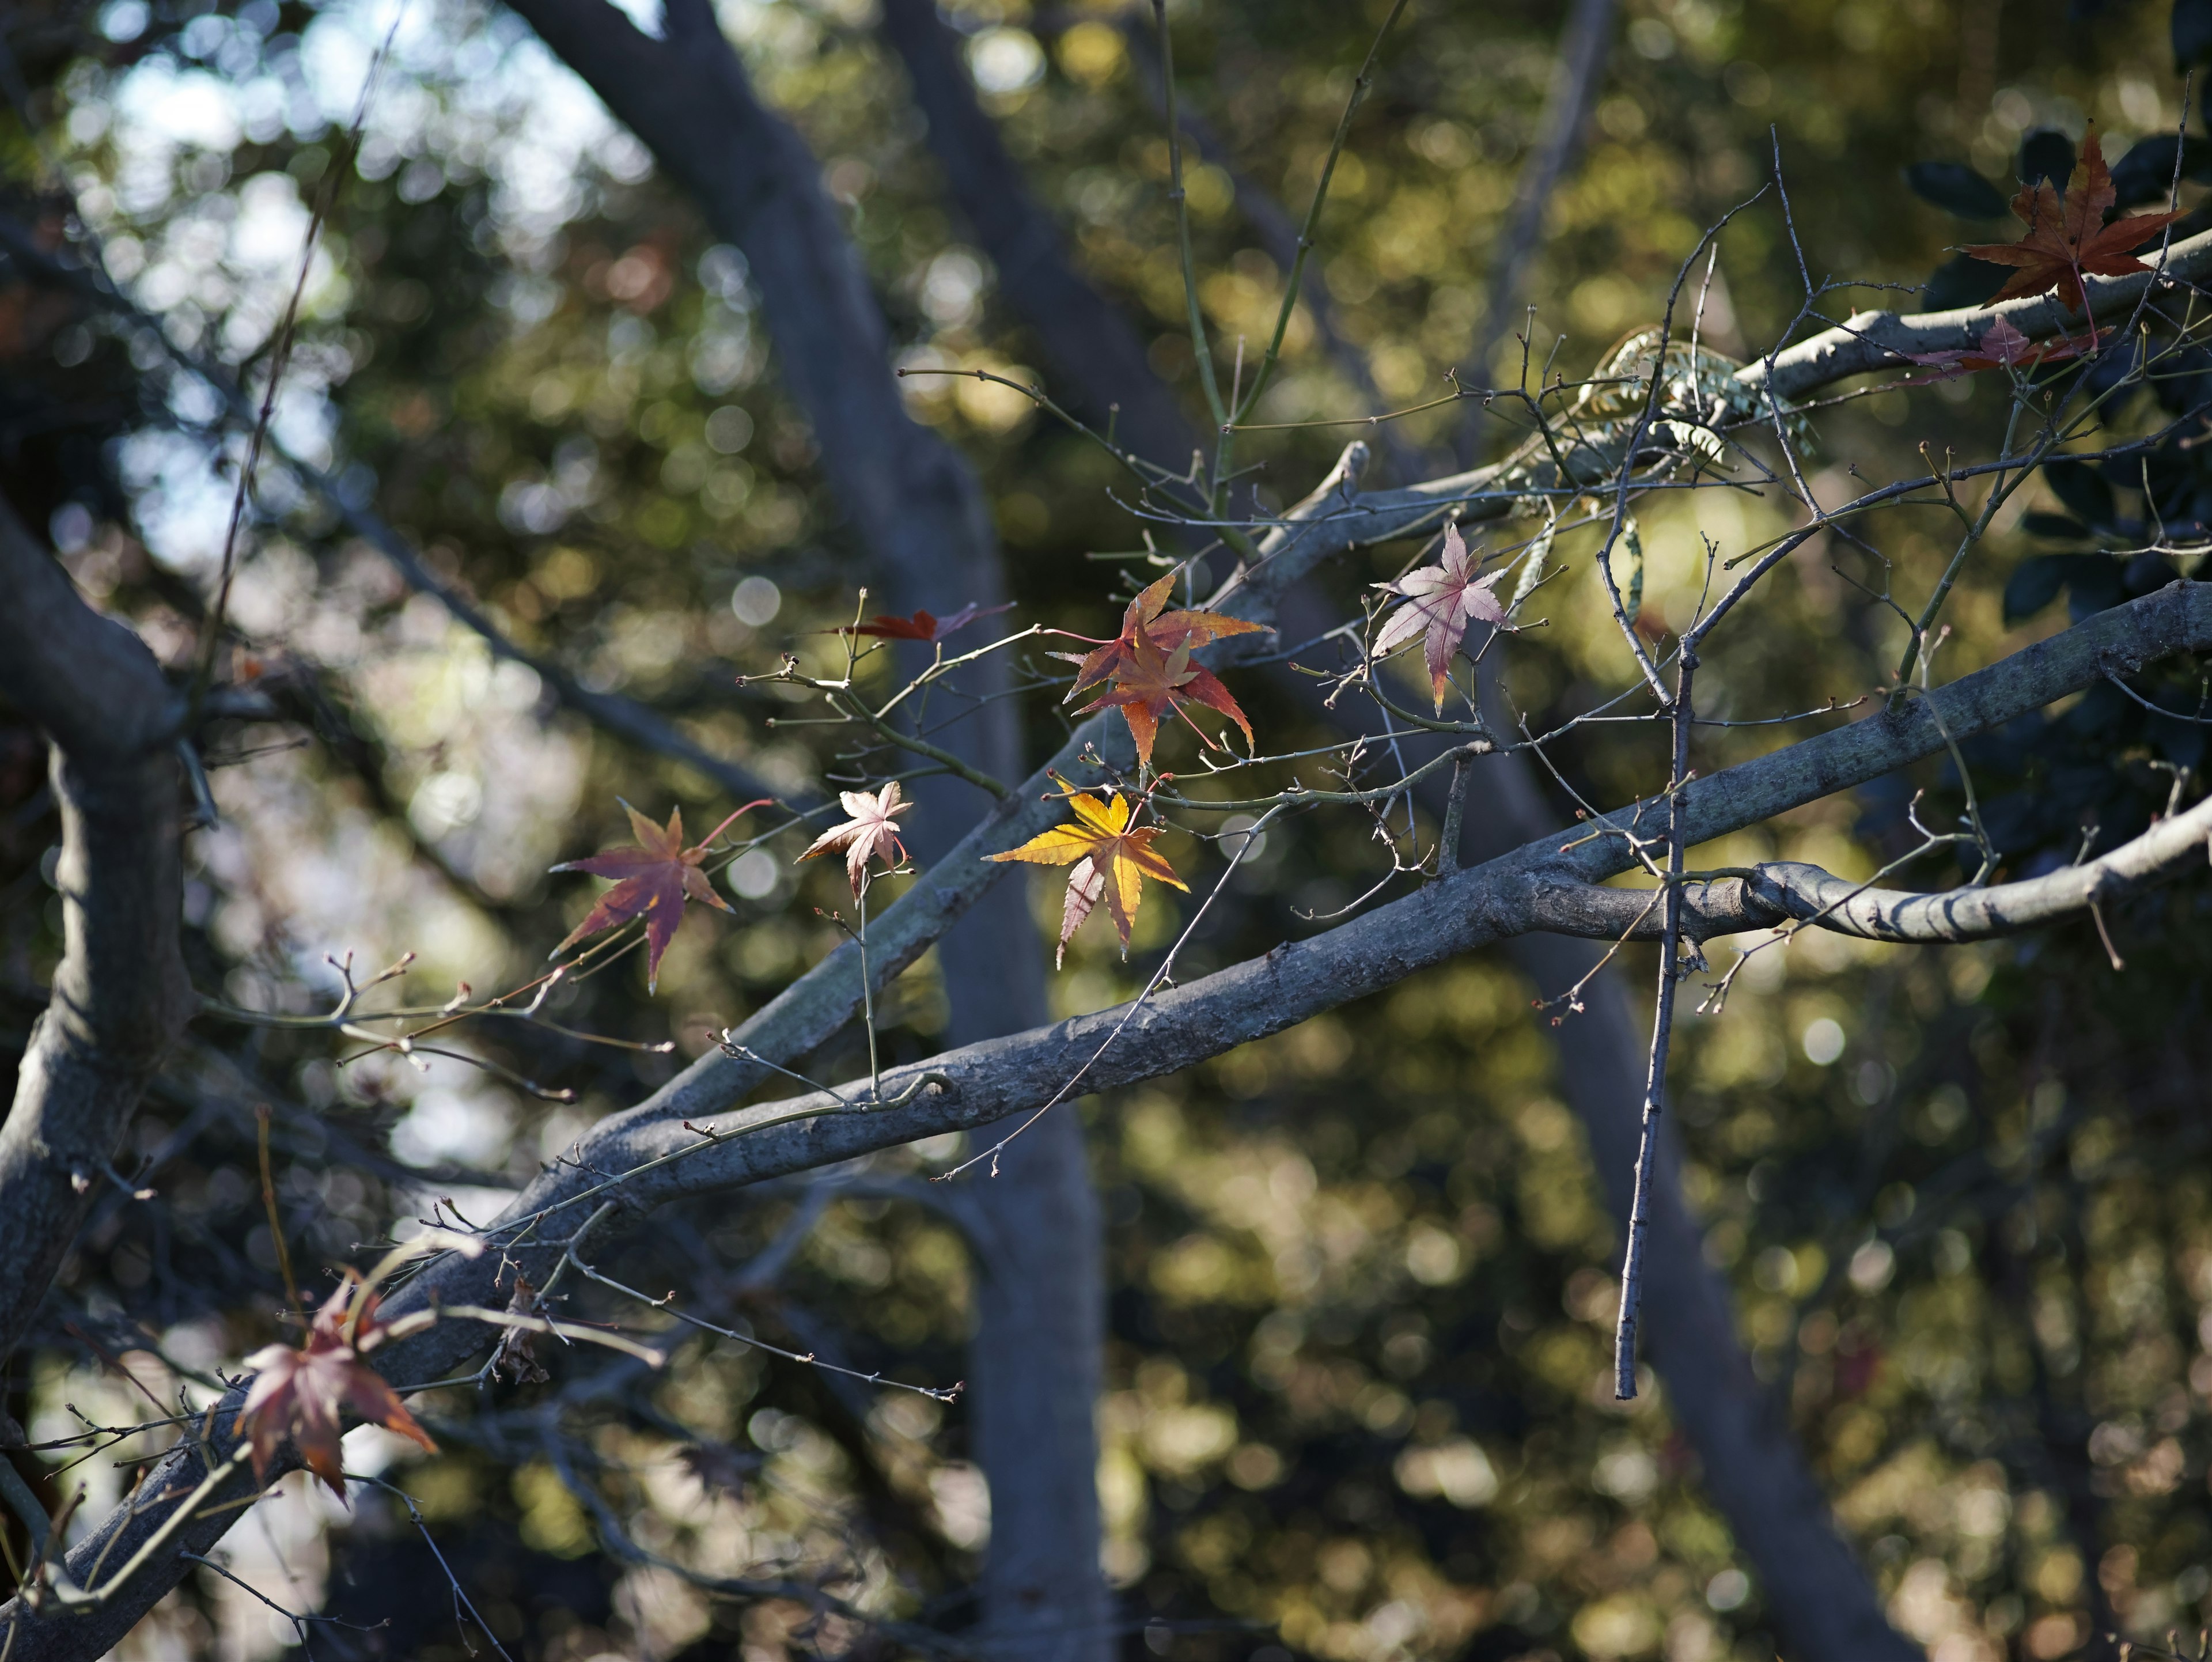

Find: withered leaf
<box><xmin>1372</xmin><ymin>524</ymin><xmax>1507</xmax><ymax>711</ymax></box>
<box><xmin>836</xmin><ymin>601</ymin><xmax>1013</xmax><ymax>642</ymax></box>
<box><xmin>1960</xmin><ymin>125</ymin><xmax>2187</xmax><ymax>313</ymax></box>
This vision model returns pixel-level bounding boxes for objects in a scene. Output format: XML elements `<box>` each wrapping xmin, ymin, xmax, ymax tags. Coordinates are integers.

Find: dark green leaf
<box><xmin>2043</xmin><ymin>457</ymin><xmax>2116</xmax><ymax>528</ymax></box>
<box><xmin>1922</xmin><ymin>254</ymin><xmax>2010</xmax><ymax>312</ymax></box>
<box><xmin>2002</xmin><ymin>554</ymin><xmax>2078</xmax><ymax>623</ymax></box>
<box><xmin>2108</xmin><ymin>134</ymin><xmax>2212</xmax><ymax>206</ymax></box>
<box><xmin>2018</xmin><ymin>128</ymin><xmax>2077</xmax><ymax>192</ymax></box>
<box><xmin>1905</xmin><ymin>161</ymin><xmax>2011</xmax><ymax>218</ymax></box>
<box><xmin>2178</xmin><ymin>0</ymin><xmax>2212</xmax><ymax>69</ymax></box>
<box><xmin>2021</xmin><ymin>512</ymin><xmax>2092</xmax><ymax>542</ymax></box>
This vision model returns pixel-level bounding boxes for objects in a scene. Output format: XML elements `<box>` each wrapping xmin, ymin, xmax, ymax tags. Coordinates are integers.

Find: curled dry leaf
<box><xmin>1960</xmin><ymin>125</ymin><xmax>2186</xmax><ymax>314</ymax></box>
<box><xmin>552</xmin><ymin>799</ymin><xmax>768</xmax><ymax>990</ymax></box>
<box><xmin>236</xmin><ymin>1284</ymin><xmax>435</xmax><ymax>1498</ymax></box>
<box><xmin>1055</xmin><ymin>573</ymin><xmax>1263</xmax><ymax>767</ymax></box>
<box><xmin>1372</xmin><ymin>524</ymin><xmax>1507</xmax><ymax>711</ymax></box>
<box><xmin>489</xmin><ymin>1270</ymin><xmax>550</xmax><ymax>1385</ymax></box>
<box><xmin>835</xmin><ymin>600</ymin><xmax>1014</xmax><ymax>641</ymax></box>
<box><xmin>986</xmin><ymin>777</ymin><xmax>1187</xmax><ymax>964</ymax></box>
<box><xmin>797</xmin><ymin>780</ymin><xmax>911</xmax><ymax>895</ymax></box>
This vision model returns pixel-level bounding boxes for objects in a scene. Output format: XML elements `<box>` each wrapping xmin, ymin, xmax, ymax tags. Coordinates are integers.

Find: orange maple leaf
<box><xmin>1960</xmin><ymin>126</ymin><xmax>2187</xmax><ymax>313</ymax></box>
<box><xmin>1074</xmin><ymin>630</ymin><xmax>1255</xmax><ymax>768</ymax></box>
<box><xmin>236</xmin><ymin>1285</ymin><xmax>435</xmax><ymax>1497</ymax></box>
<box><xmin>1055</xmin><ymin>573</ymin><xmax>1266</xmax><ymax>693</ymax></box>
<box><xmin>986</xmin><ymin>779</ymin><xmax>1187</xmax><ymax>964</ymax></box>
<box><xmin>551</xmin><ymin>799</ymin><xmax>768</xmax><ymax>990</ymax></box>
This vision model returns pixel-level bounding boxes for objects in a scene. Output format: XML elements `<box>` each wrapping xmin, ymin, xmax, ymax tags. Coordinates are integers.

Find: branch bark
<box><xmin>0</xmin><ymin>502</ymin><xmax>194</xmax><ymax>1368</ymax></box>
<box><xmin>1528</xmin><ymin>788</ymin><xmax>2212</xmax><ymax>945</ymax></box>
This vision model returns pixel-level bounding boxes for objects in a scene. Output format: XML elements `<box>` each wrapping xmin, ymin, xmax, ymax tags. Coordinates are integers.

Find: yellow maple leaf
<box><xmin>986</xmin><ymin>781</ymin><xmax>1187</xmax><ymax>965</ymax></box>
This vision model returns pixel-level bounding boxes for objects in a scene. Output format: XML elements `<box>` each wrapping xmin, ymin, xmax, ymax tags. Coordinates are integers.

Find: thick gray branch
<box><xmin>1743</xmin><ymin>226</ymin><xmax>2212</xmax><ymax>402</ymax></box>
<box><xmin>1540</xmin><ymin>788</ymin><xmax>2212</xmax><ymax>944</ymax></box>
<box><xmin>0</xmin><ymin>503</ymin><xmax>194</xmax><ymax>1363</ymax></box>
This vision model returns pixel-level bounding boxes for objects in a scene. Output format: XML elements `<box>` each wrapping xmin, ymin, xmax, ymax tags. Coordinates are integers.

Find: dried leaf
<box><xmin>1904</xmin><ymin>315</ymin><xmax>2109</xmax><ymax>380</ymax></box>
<box><xmin>489</xmin><ymin>1271</ymin><xmax>550</xmax><ymax>1385</ymax></box>
<box><xmin>552</xmin><ymin>800</ymin><xmax>768</xmax><ymax>991</ymax></box>
<box><xmin>236</xmin><ymin>1285</ymin><xmax>435</xmax><ymax>1498</ymax></box>
<box><xmin>1371</xmin><ymin>524</ymin><xmax>1508</xmax><ymax>711</ymax></box>
<box><xmin>836</xmin><ymin>601</ymin><xmax>1013</xmax><ymax>641</ymax></box>
<box><xmin>797</xmin><ymin>781</ymin><xmax>911</xmax><ymax>895</ymax></box>
<box><xmin>1959</xmin><ymin>125</ymin><xmax>2187</xmax><ymax>313</ymax></box>
<box><xmin>986</xmin><ymin>779</ymin><xmax>1187</xmax><ymax>962</ymax></box>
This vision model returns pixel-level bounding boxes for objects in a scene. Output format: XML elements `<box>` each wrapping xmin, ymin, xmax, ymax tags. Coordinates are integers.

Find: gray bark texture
<box><xmin>0</xmin><ymin>502</ymin><xmax>194</xmax><ymax>1366</ymax></box>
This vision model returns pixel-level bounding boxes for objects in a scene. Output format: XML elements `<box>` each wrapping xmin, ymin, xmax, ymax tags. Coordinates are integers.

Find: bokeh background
<box><xmin>4</xmin><ymin>0</ymin><xmax>2212</xmax><ymax>1659</ymax></box>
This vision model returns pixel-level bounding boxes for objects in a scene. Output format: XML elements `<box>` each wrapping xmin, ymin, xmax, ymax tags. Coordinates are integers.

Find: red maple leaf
<box><xmin>552</xmin><ymin>799</ymin><xmax>768</xmax><ymax>989</ymax></box>
<box><xmin>1904</xmin><ymin>316</ymin><xmax>2110</xmax><ymax>381</ymax></box>
<box><xmin>236</xmin><ymin>1285</ymin><xmax>435</xmax><ymax>1497</ymax></box>
<box><xmin>1960</xmin><ymin>126</ymin><xmax>2187</xmax><ymax>314</ymax></box>
<box><xmin>836</xmin><ymin>601</ymin><xmax>1013</xmax><ymax>641</ymax></box>
<box><xmin>1371</xmin><ymin>524</ymin><xmax>1508</xmax><ymax>711</ymax></box>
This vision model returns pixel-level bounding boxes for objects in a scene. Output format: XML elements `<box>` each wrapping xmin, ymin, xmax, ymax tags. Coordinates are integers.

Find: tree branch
<box><xmin>0</xmin><ymin>505</ymin><xmax>194</xmax><ymax>1361</ymax></box>
<box><xmin>1555</xmin><ymin>789</ymin><xmax>2212</xmax><ymax>944</ymax></box>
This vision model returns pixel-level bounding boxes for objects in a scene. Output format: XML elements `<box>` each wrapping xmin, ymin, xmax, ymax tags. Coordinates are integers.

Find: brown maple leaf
<box><xmin>1905</xmin><ymin>316</ymin><xmax>2110</xmax><ymax>381</ymax></box>
<box><xmin>236</xmin><ymin>1285</ymin><xmax>436</xmax><ymax>1497</ymax></box>
<box><xmin>1055</xmin><ymin>574</ymin><xmax>1266</xmax><ymax>692</ymax></box>
<box><xmin>1371</xmin><ymin>524</ymin><xmax>1508</xmax><ymax>711</ymax></box>
<box><xmin>1960</xmin><ymin>126</ymin><xmax>2187</xmax><ymax>314</ymax></box>
<box><xmin>986</xmin><ymin>779</ymin><xmax>1187</xmax><ymax>963</ymax></box>
<box><xmin>835</xmin><ymin>601</ymin><xmax>1013</xmax><ymax>641</ymax></box>
<box><xmin>797</xmin><ymin>781</ymin><xmax>911</xmax><ymax>895</ymax></box>
<box><xmin>552</xmin><ymin>800</ymin><xmax>768</xmax><ymax>990</ymax></box>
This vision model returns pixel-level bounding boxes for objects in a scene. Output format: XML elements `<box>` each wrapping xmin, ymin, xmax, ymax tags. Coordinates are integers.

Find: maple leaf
<box><xmin>236</xmin><ymin>1285</ymin><xmax>435</xmax><ymax>1497</ymax></box>
<box><xmin>1960</xmin><ymin>126</ymin><xmax>2187</xmax><ymax>313</ymax></box>
<box><xmin>1051</xmin><ymin>574</ymin><xmax>1264</xmax><ymax>766</ymax></box>
<box><xmin>1072</xmin><ymin>630</ymin><xmax>1255</xmax><ymax>768</ymax></box>
<box><xmin>986</xmin><ymin>780</ymin><xmax>1187</xmax><ymax>964</ymax></box>
<box><xmin>1054</xmin><ymin>573</ymin><xmax>1267</xmax><ymax>695</ymax></box>
<box><xmin>552</xmin><ymin>800</ymin><xmax>768</xmax><ymax>991</ymax></box>
<box><xmin>1371</xmin><ymin>524</ymin><xmax>1508</xmax><ymax>711</ymax></box>
<box><xmin>836</xmin><ymin>601</ymin><xmax>1013</xmax><ymax>641</ymax></box>
<box><xmin>798</xmin><ymin>780</ymin><xmax>911</xmax><ymax>895</ymax></box>
<box><xmin>1905</xmin><ymin>316</ymin><xmax>2110</xmax><ymax>381</ymax></box>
